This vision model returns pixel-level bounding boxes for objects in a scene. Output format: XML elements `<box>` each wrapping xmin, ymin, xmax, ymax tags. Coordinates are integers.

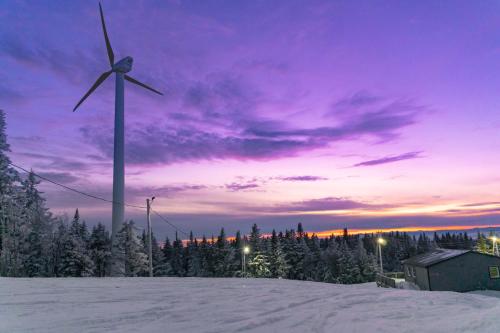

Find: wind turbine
<box><xmin>73</xmin><ymin>3</ymin><xmax>162</xmax><ymax>274</ymax></box>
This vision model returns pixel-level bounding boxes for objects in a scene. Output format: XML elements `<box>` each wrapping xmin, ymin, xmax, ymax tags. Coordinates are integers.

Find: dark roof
<box><xmin>402</xmin><ymin>249</ymin><xmax>470</xmax><ymax>268</ymax></box>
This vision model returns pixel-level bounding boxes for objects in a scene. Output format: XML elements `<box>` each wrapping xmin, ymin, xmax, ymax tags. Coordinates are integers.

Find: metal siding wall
<box><xmin>429</xmin><ymin>253</ymin><xmax>500</xmax><ymax>292</ymax></box>
<box><xmin>404</xmin><ymin>264</ymin><xmax>429</xmax><ymax>290</ymax></box>
<box><xmin>415</xmin><ymin>266</ymin><xmax>430</xmax><ymax>290</ymax></box>
<box><xmin>403</xmin><ymin>264</ymin><xmax>415</xmax><ymax>283</ymax></box>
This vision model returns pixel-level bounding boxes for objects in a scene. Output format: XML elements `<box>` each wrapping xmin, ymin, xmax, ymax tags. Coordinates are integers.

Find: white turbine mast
<box><xmin>73</xmin><ymin>3</ymin><xmax>162</xmax><ymax>275</ymax></box>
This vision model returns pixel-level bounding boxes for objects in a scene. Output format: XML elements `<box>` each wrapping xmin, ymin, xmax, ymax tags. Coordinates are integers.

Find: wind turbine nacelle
<box><xmin>113</xmin><ymin>56</ymin><xmax>133</xmax><ymax>73</ymax></box>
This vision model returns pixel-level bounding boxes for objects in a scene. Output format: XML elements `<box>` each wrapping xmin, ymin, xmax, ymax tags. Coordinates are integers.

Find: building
<box><xmin>402</xmin><ymin>249</ymin><xmax>500</xmax><ymax>292</ymax></box>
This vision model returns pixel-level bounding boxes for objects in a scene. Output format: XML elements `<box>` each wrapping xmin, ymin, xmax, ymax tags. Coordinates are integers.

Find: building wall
<box><xmin>428</xmin><ymin>252</ymin><xmax>500</xmax><ymax>292</ymax></box>
<box><xmin>404</xmin><ymin>264</ymin><xmax>430</xmax><ymax>290</ymax></box>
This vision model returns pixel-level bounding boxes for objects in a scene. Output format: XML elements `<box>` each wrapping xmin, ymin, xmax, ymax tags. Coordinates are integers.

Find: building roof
<box><xmin>402</xmin><ymin>249</ymin><xmax>470</xmax><ymax>268</ymax></box>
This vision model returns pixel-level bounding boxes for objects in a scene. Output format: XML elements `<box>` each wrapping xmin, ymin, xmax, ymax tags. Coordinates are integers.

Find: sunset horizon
<box><xmin>2</xmin><ymin>1</ymin><xmax>500</xmax><ymax>238</ymax></box>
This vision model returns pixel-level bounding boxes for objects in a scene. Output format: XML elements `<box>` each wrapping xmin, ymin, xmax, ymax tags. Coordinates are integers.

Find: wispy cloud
<box><xmin>80</xmin><ymin>88</ymin><xmax>427</xmax><ymax>166</ymax></box>
<box><xmin>353</xmin><ymin>151</ymin><xmax>423</xmax><ymax>167</ymax></box>
<box><xmin>261</xmin><ymin>197</ymin><xmax>390</xmax><ymax>213</ymax></box>
<box><xmin>275</xmin><ymin>175</ymin><xmax>328</xmax><ymax>182</ymax></box>
<box><xmin>225</xmin><ymin>182</ymin><xmax>260</xmax><ymax>192</ymax></box>
<box><xmin>37</xmin><ymin>171</ymin><xmax>79</xmax><ymax>184</ymax></box>
<box><xmin>129</xmin><ymin>184</ymin><xmax>208</xmax><ymax>198</ymax></box>
<box><xmin>461</xmin><ymin>202</ymin><xmax>500</xmax><ymax>207</ymax></box>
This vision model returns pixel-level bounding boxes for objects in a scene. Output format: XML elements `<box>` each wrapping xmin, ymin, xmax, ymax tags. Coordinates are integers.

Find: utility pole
<box><xmin>146</xmin><ymin>197</ymin><xmax>155</xmax><ymax>277</ymax></box>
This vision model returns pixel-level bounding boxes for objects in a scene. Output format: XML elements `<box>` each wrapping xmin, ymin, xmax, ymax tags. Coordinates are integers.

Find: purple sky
<box><xmin>2</xmin><ymin>0</ymin><xmax>500</xmax><ymax>238</ymax></box>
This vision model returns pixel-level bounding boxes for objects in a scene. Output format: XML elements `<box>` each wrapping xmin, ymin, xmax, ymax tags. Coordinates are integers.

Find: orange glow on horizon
<box><xmin>309</xmin><ymin>224</ymin><xmax>500</xmax><ymax>238</ymax></box>
<box><xmin>177</xmin><ymin>224</ymin><xmax>500</xmax><ymax>243</ymax></box>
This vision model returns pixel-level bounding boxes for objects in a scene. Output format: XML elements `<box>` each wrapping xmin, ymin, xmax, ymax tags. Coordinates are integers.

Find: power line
<box><xmin>8</xmin><ymin>161</ymin><xmax>189</xmax><ymax>235</ymax></box>
<box><xmin>151</xmin><ymin>208</ymin><xmax>189</xmax><ymax>237</ymax></box>
<box><xmin>9</xmin><ymin>162</ymin><xmax>146</xmax><ymax>209</ymax></box>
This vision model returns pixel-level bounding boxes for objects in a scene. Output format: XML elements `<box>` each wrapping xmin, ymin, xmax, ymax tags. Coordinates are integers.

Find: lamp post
<box><xmin>377</xmin><ymin>237</ymin><xmax>386</xmax><ymax>274</ymax></box>
<box><xmin>242</xmin><ymin>246</ymin><xmax>250</xmax><ymax>276</ymax></box>
<box><xmin>491</xmin><ymin>236</ymin><xmax>499</xmax><ymax>256</ymax></box>
<box><xmin>146</xmin><ymin>196</ymin><xmax>155</xmax><ymax>277</ymax></box>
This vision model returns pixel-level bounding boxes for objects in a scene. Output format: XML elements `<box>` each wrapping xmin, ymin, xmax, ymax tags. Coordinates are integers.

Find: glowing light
<box><xmin>491</xmin><ymin>236</ymin><xmax>498</xmax><ymax>242</ymax></box>
<box><xmin>243</xmin><ymin>246</ymin><xmax>250</xmax><ymax>254</ymax></box>
<box><xmin>377</xmin><ymin>237</ymin><xmax>387</xmax><ymax>245</ymax></box>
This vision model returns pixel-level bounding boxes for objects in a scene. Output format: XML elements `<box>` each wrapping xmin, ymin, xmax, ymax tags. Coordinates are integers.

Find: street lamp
<box><xmin>146</xmin><ymin>196</ymin><xmax>155</xmax><ymax>277</ymax></box>
<box><xmin>490</xmin><ymin>236</ymin><xmax>499</xmax><ymax>256</ymax></box>
<box><xmin>242</xmin><ymin>246</ymin><xmax>250</xmax><ymax>276</ymax></box>
<box><xmin>377</xmin><ymin>237</ymin><xmax>386</xmax><ymax>274</ymax></box>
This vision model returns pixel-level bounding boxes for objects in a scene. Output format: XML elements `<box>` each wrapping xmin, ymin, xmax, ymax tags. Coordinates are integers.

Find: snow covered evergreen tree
<box><xmin>336</xmin><ymin>241</ymin><xmax>361</xmax><ymax>284</ymax></box>
<box><xmin>159</xmin><ymin>236</ymin><xmax>173</xmax><ymax>276</ymax></box>
<box><xmin>198</xmin><ymin>235</ymin><xmax>213</xmax><ymax>277</ymax></box>
<box><xmin>248</xmin><ymin>253</ymin><xmax>271</xmax><ymax>278</ymax></box>
<box><xmin>355</xmin><ymin>238</ymin><xmax>377</xmax><ymax>283</ymax></box>
<box><xmin>170</xmin><ymin>232</ymin><xmax>186</xmax><ymax>276</ymax></box>
<box><xmin>113</xmin><ymin>221</ymin><xmax>148</xmax><ymax>277</ymax></box>
<box><xmin>0</xmin><ymin>110</ymin><xmax>22</xmax><ymax>276</ymax></box>
<box><xmin>21</xmin><ymin>171</ymin><xmax>54</xmax><ymax>277</ymax></box>
<box><xmin>475</xmin><ymin>233</ymin><xmax>490</xmax><ymax>254</ymax></box>
<box><xmin>213</xmin><ymin>228</ymin><xmax>236</xmax><ymax>277</ymax></box>
<box><xmin>51</xmin><ymin>217</ymin><xmax>68</xmax><ymax>277</ymax></box>
<box><xmin>269</xmin><ymin>230</ymin><xmax>288</xmax><ymax>278</ymax></box>
<box><xmin>61</xmin><ymin>209</ymin><xmax>94</xmax><ymax>277</ymax></box>
<box><xmin>89</xmin><ymin>223</ymin><xmax>111</xmax><ymax>277</ymax></box>
<box><xmin>185</xmin><ymin>231</ymin><xmax>201</xmax><ymax>277</ymax></box>
<box><xmin>150</xmin><ymin>233</ymin><xmax>165</xmax><ymax>276</ymax></box>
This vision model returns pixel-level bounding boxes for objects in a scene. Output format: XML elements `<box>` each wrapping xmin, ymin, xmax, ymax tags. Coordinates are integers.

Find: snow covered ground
<box><xmin>1</xmin><ymin>277</ymin><xmax>499</xmax><ymax>333</ymax></box>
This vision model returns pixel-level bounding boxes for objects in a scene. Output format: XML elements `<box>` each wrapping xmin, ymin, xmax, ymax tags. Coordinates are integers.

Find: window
<box><xmin>406</xmin><ymin>266</ymin><xmax>411</xmax><ymax>277</ymax></box>
<box><xmin>489</xmin><ymin>266</ymin><xmax>500</xmax><ymax>279</ymax></box>
<box><xmin>411</xmin><ymin>267</ymin><xmax>416</xmax><ymax>278</ymax></box>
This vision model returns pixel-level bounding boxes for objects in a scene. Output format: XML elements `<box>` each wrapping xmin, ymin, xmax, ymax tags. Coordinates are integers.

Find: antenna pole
<box><xmin>147</xmin><ymin>198</ymin><xmax>153</xmax><ymax>277</ymax></box>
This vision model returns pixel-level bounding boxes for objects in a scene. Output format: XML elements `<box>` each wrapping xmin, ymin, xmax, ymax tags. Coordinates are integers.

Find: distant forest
<box><xmin>0</xmin><ymin>110</ymin><xmax>494</xmax><ymax>281</ymax></box>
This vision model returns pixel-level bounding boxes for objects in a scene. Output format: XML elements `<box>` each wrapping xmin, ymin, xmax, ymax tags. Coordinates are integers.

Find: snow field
<box><xmin>1</xmin><ymin>277</ymin><xmax>499</xmax><ymax>333</ymax></box>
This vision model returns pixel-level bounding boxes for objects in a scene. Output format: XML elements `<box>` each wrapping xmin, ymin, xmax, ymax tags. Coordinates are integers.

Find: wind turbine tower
<box><xmin>73</xmin><ymin>3</ymin><xmax>162</xmax><ymax>275</ymax></box>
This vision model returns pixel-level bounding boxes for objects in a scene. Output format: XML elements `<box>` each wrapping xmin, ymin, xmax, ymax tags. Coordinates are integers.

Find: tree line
<box><xmin>0</xmin><ymin>110</ymin><xmax>495</xmax><ymax>280</ymax></box>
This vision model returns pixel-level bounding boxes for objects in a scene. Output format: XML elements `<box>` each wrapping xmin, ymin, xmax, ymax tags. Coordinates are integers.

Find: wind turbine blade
<box><xmin>73</xmin><ymin>71</ymin><xmax>112</xmax><ymax>111</ymax></box>
<box><xmin>99</xmin><ymin>2</ymin><xmax>114</xmax><ymax>67</ymax></box>
<box><xmin>124</xmin><ymin>75</ymin><xmax>163</xmax><ymax>95</ymax></box>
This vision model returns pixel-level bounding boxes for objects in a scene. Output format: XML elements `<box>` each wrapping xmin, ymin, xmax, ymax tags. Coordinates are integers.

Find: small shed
<box><xmin>402</xmin><ymin>249</ymin><xmax>500</xmax><ymax>292</ymax></box>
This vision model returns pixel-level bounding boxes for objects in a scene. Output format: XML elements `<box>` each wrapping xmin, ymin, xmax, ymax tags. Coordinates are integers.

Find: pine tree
<box><xmin>113</xmin><ymin>221</ymin><xmax>148</xmax><ymax>277</ymax></box>
<box><xmin>213</xmin><ymin>228</ymin><xmax>236</xmax><ymax>277</ymax></box>
<box><xmin>355</xmin><ymin>238</ymin><xmax>377</xmax><ymax>282</ymax></box>
<box><xmin>159</xmin><ymin>237</ymin><xmax>173</xmax><ymax>276</ymax></box>
<box><xmin>475</xmin><ymin>233</ymin><xmax>490</xmax><ymax>254</ymax></box>
<box><xmin>170</xmin><ymin>232</ymin><xmax>186</xmax><ymax>276</ymax></box>
<box><xmin>248</xmin><ymin>224</ymin><xmax>261</xmax><ymax>253</ymax></box>
<box><xmin>89</xmin><ymin>223</ymin><xmax>111</xmax><ymax>277</ymax></box>
<box><xmin>21</xmin><ymin>171</ymin><xmax>54</xmax><ymax>277</ymax></box>
<box><xmin>303</xmin><ymin>234</ymin><xmax>322</xmax><ymax>281</ymax></box>
<box><xmin>232</xmin><ymin>230</ymin><xmax>243</xmax><ymax>275</ymax></box>
<box><xmin>51</xmin><ymin>217</ymin><xmax>68</xmax><ymax>277</ymax></box>
<box><xmin>269</xmin><ymin>230</ymin><xmax>288</xmax><ymax>278</ymax></box>
<box><xmin>150</xmin><ymin>232</ymin><xmax>165</xmax><ymax>276</ymax></box>
<box><xmin>248</xmin><ymin>253</ymin><xmax>271</xmax><ymax>278</ymax></box>
<box><xmin>0</xmin><ymin>110</ymin><xmax>22</xmax><ymax>276</ymax></box>
<box><xmin>283</xmin><ymin>229</ymin><xmax>306</xmax><ymax>279</ymax></box>
<box><xmin>337</xmin><ymin>241</ymin><xmax>361</xmax><ymax>284</ymax></box>
<box><xmin>198</xmin><ymin>235</ymin><xmax>214</xmax><ymax>277</ymax></box>
<box><xmin>322</xmin><ymin>239</ymin><xmax>341</xmax><ymax>283</ymax></box>
<box><xmin>61</xmin><ymin>210</ymin><xmax>94</xmax><ymax>277</ymax></box>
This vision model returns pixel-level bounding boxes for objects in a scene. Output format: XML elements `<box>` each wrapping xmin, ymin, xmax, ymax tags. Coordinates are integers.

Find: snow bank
<box><xmin>1</xmin><ymin>277</ymin><xmax>499</xmax><ymax>333</ymax></box>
